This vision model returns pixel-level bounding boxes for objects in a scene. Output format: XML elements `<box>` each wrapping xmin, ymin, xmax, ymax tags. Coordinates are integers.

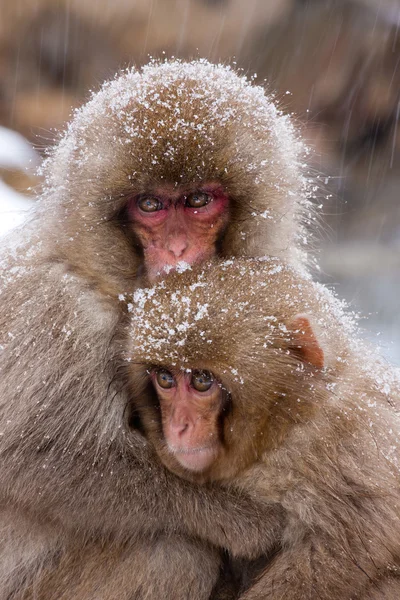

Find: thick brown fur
<box><xmin>0</xmin><ymin>61</ymin><xmax>310</xmax><ymax>598</ymax></box>
<box><xmin>127</xmin><ymin>257</ymin><xmax>400</xmax><ymax>599</ymax></box>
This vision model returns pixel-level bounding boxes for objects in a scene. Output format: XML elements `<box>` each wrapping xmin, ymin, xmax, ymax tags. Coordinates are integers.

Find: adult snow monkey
<box><xmin>0</xmin><ymin>60</ymin><xmax>314</xmax><ymax>599</ymax></box>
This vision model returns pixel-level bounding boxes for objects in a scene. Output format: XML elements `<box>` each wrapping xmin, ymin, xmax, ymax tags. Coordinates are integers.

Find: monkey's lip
<box><xmin>167</xmin><ymin>443</ymin><xmax>218</xmax><ymax>472</ymax></box>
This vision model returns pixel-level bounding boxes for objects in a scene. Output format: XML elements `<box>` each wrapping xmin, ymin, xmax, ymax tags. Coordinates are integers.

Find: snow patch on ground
<box><xmin>0</xmin><ymin>126</ymin><xmax>38</xmax><ymax>171</ymax></box>
<box><xmin>0</xmin><ymin>180</ymin><xmax>33</xmax><ymax>236</ymax></box>
<box><xmin>0</xmin><ymin>127</ymin><xmax>36</xmax><ymax>237</ymax></box>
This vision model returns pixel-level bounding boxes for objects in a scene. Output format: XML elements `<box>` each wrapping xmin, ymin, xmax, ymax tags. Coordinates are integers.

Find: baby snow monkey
<box><xmin>126</xmin><ymin>258</ymin><xmax>400</xmax><ymax>600</ymax></box>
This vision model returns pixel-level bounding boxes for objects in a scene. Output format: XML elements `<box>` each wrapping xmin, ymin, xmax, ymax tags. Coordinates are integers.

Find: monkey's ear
<box><xmin>289</xmin><ymin>315</ymin><xmax>324</xmax><ymax>369</ymax></box>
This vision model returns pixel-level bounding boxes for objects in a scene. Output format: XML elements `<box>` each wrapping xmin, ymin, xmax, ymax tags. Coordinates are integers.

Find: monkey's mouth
<box><xmin>167</xmin><ymin>443</ymin><xmax>218</xmax><ymax>472</ymax></box>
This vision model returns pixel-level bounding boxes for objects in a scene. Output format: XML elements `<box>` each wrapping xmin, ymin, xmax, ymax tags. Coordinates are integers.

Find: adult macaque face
<box><xmin>128</xmin><ymin>184</ymin><xmax>229</xmax><ymax>281</ymax></box>
<box><xmin>152</xmin><ymin>368</ymin><xmax>225</xmax><ymax>472</ymax></box>
<box><xmin>43</xmin><ymin>61</ymin><xmax>311</xmax><ymax>295</ymax></box>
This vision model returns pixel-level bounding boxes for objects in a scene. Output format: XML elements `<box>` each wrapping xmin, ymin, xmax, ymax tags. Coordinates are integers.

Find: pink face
<box><xmin>127</xmin><ymin>183</ymin><xmax>229</xmax><ymax>281</ymax></box>
<box><xmin>151</xmin><ymin>368</ymin><xmax>224</xmax><ymax>473</ymax></box>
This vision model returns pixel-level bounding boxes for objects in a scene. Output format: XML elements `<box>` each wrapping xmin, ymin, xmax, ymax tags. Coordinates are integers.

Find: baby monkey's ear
<box><xmin>289</xmin><ymin>314</ymin><xmax>325</xmax><ymax>369</ymax></box>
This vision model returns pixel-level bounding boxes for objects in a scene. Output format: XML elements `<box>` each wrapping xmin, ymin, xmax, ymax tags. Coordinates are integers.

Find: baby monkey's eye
<box><xmin>191</xmin><ymin>370</ymin><xmax>214</xmax><ymax>392</ymax></box>
<box><xmin>137</xmin><ymin>196</ymin><xmax>163</xmax><ymax>212</ymax></box>
<box><xmin>156</xmin><ymin>369</ymin><xmax>175</xmax><ymax>389</ymax></box>
<box><xmin>185</xmin><ymin>192</ymin><xmax>212</xmax><ymax>208</ymax></box>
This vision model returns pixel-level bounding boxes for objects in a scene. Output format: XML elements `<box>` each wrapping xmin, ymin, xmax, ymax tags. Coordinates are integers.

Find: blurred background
<box><xmin>0</xmin><ymin>0</ymin><xmax>399</xmax><ymax>362</ymax></box>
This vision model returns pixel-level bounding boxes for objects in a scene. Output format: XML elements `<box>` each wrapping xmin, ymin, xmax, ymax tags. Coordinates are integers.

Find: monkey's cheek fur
<box><xmin>168</xmin><ymin>445</ymin><xmax>219</xmax><ymax>472</ymax></box>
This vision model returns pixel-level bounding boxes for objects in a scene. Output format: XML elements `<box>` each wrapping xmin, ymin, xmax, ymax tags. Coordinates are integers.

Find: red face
<box><xmin>127</xmin><ymin>183</ymin><xmax>229</xmax><ymax>281</ymax></box>
<box><xmin>151</xmin><ymin>368</ymin><xmax>224</xmax><ymax>473</ymax></box>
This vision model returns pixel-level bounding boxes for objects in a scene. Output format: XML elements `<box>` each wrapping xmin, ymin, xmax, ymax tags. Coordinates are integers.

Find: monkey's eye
<box><xmin>156</xmin><ymin>369</ymin><xmax>175</xmax><ymax>389</ymax></box>
<box><xmin>185</xmin><ymin>192</ymin><xmax>212</xmax><ymax>209</ymax></box>
<box><xmin>191</xmin><ymin>370</ymin><xmax>214</xmax><ymax>392</ymax></box>
<box><xmin>137</xmin><ymin>197</ymin><xmax>163</xmax><ymax>213</ymax></box>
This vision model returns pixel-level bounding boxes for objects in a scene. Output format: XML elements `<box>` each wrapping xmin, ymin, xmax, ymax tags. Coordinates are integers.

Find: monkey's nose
<box><xmin>170</xmin><ymin>419</ymin><xmax>192</xmax><ymax>438</ymax></box>
<box><xmin>167</xmin><ymin>236</ymin><xmax>188</xmax><ymax>258</ymax></box>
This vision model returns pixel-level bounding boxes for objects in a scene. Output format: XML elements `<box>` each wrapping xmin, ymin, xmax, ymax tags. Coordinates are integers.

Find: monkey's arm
<box><xmin>238</xmin><ymin>539</ymin><xmax>373</xmax><ymax>600</ymax></box>
<box><xmin>2</xmin><ymin>428</ymin><xmax>284</xmax><ymax>562</ymax></box>
<box><xmin>235</xmin><ymin>441</ymin><xmax>399</xmax><ymax>600</ymax></box>
<box><xmin>0</xmin><ymin>266</ymin><xmax>284</xmax><ymax>561</ymax></box>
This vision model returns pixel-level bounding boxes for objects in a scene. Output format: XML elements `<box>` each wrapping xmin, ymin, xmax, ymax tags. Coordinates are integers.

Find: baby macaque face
<box><xmin>145</xmin><ymin>314</ymin><xmax>326</xmax><ymax>479</ymax></box>
<box><xmin>151</xmin><ymin>368</ymin><xmax>226</xmax><ymax>472</ymax></box>
<box><xmin>127</xmin><ymin>183</ymin><xmax>229</xmax><ymax>281</ymax></box>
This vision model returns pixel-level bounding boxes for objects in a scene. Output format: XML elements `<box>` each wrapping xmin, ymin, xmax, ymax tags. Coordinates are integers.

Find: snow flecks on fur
<box><xmin>58</xmin><ymin>60</ymin><xmax>301</xmax><ymax>175</ymax></box>
<box><xmin>126</xmin><ymin>257</ymin><xmax>400</xmax><ymax>419</ymax></box>
<box><xmin>127</xmin><ymin>258</ymin><xmax>325</xmax><ymax>370</ymax></box>
<box><xmin>0</xmin><ymin>223</ymin><xmax>43</xmax><ymax>296</ymax></box>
